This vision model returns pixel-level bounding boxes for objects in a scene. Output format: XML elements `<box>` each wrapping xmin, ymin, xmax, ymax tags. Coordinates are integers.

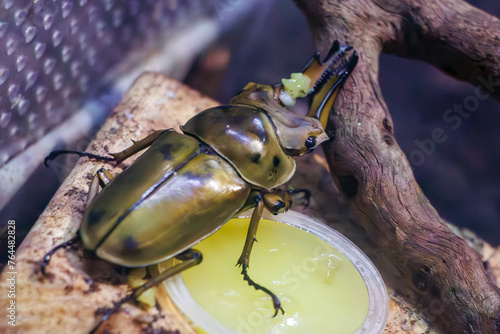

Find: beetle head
<box><xmin>230</xmin><ymin>83</ymin><xmax>328</xmax><ymax>157</ymax></box>
<box><xmin>229</xmin><ymin>41</ymin><xmax>358</xmax><ymax>157</ymax></box>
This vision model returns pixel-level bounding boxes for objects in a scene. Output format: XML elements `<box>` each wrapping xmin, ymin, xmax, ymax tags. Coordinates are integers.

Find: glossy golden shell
<box><xmin>181</xmin><ymin>105</ymin><xmax>296</xmax><ymax>190</ymax></box>
<box><xmin>80</xmin><ymin>131</ymin><xmax>250</xmax><ymax>266</ymax></box>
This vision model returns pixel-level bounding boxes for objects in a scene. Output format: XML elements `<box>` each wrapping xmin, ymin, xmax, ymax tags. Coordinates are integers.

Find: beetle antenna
<box><xmin>240</xmin><ymin>264</ymin><xmax>285</xmax><ymax>317</ymax></box>
<box><xmin>41</xmin><ymin>236</ymin><xmax>80</xmax><ymax>276</ymax></box>
<box><xmin>44</xmin><ymin>150</ymin><xmax>115</xmax><ymax>167</ymax></box>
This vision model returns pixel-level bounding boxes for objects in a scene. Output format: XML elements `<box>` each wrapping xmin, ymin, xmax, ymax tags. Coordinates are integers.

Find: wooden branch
<box><xmin>377</xmin><ymin>0</ymin><xmax>500</xmax><ymax>98</ymax></box>
<box><xmin>292</xmin><ymin>0</ymin><xmax>500</xmax><ymax>332</ymax></box>
<box><xmin>294</xmin><ymin>0</ymin><xmax>500</xmax><ymax>99</ymax></box>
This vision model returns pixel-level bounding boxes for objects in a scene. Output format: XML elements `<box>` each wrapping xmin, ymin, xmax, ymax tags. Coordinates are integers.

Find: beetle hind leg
<box><xmin>41</xmin><ymin>169</ymin><xmax>114</xmax><ymax>276</ymax></box>
<box><xmin>44</xmin><ymin>129</ymin><xmax>169</xmax><ymax>167</ymax></box>
<box><xmin>44</xmin><ymin>149</ymin><xmax>114</xmax><ymax>167</ymax></box>
<box><xmin>89</xmin><ymin>249</ymin><xmax>202</xmax><ymax>334</ymax></box>
<box><xmin>41</xmin><ymin>236</ymin><xmax>80</xmax><ymax>276</ymax></box>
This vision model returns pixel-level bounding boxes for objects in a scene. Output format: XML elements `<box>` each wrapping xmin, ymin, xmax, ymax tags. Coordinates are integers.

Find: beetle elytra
<box><xmin>42</xmin><ymin>41</ymin><xmax>358</xmax><ymax>333</ymax></box>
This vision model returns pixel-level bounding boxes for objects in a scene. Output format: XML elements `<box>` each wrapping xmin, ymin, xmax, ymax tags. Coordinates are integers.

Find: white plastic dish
<box><xmin>164</xmin><ymin>210</ymin><xmax>389</xmax><ymax>334</ymax></box>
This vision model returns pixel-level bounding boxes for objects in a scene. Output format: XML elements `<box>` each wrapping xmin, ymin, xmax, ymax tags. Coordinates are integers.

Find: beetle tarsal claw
<box><xmin>89</xmin><ymin>294</ymin><xmax>135</xmax><ymax>334</ymax></box>
<box><xmin>41</xmin><ymin>236</ymin><xmax>80</xmax><ymax>276</ymax></box>
<box><xmin>272</xmin><ymin>298</ymin><xmax>285</xmax><ymax>318</ymax></box>
<box><xmin>240</xmin><ymin>265</ymin><xmax>284</xmax><ymax>317</ymax></box>
<box><xmin>43</xmin><ymin>149</ymin><xmax>115</xmax><ymax>167</ymax></box>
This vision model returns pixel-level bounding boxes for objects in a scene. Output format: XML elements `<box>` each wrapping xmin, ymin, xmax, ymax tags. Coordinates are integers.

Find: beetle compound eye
<box><xmin>305</xmin><ymin>136</ymin><xmax>317</xmax><ymax>149</ymax></box>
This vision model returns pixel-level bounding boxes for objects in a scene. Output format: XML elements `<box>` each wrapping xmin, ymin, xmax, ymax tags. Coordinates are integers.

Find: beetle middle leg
<box><xmin>90</xmin><ymin>249</ymin><xmax>202</xmax><ymax>334</ymax></box>
<box><xmin>42</xmin><ymin>168</ymin><xmax>115</xmax><ymax>275</ymax></box>
<box><xmin>237</xmin><ymin>192</ymin><xmax>287</xmax><ymax>317</ymax></box>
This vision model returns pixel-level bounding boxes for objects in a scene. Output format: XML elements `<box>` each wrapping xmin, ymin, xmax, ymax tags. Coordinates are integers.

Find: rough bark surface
<box><xmin>292</xmin><ymin>0</ymin><xmax>500</xmax><ymax>332</ymax></box>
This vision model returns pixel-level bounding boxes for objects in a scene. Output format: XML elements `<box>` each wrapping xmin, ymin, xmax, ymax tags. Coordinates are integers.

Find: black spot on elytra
<box><xmin>209</xmin><ymin>112</ymin><xmax>222</xmax><ymax>124</ymax></box>
<box><xmin>273</xmin><ymin>155</ymin><xmax>280</xmax><ymax>167</ymax></box>
<box><xmin>87</xmin><ymin>210</ymin><xmax>106</xmax><ymax>225</ymax></box>
<box><xmin>159</xmin><ymin>143</ymin><xmax>173</xmax><ymax>160</ymax></box>
<box><xmin>338</xmin><ymin>175</ymin><xmax>358</xmax><ymax>198</ymax></box>
<box><xmin>124</xmin><ymin>236</ymin><xmax>139</xmax><ymax>250</ymax></box>
<box><xmin>250</xmin><ymin>152</ymin><xmax>261</xmax><ymax>164</ymax></box>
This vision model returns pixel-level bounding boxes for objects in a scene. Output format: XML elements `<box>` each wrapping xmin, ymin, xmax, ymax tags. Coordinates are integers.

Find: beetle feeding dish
<box><xmin>162</xmin><ymin>210</ymin><xmax>389</xmax><ymax>334</ymax></box>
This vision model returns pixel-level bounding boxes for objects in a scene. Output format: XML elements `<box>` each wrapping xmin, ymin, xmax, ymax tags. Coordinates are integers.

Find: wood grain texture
<box><xmin>292</xmin><ymin>0</ymin><xmax>500</xmax><ymax>332</ymax></box>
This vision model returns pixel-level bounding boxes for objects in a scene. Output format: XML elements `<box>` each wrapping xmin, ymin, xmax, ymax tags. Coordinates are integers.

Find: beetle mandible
<box><xmin>42</xmin><ymin>41</ymin><xmax>358</xmax><ymax>333</ymax></box>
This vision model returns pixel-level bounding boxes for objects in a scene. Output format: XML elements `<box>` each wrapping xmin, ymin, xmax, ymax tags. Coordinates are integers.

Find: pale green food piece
<box><xmin>281</xmin><ymin>73</ymin><xmax>312</xmax><ymax>99</ymax></box>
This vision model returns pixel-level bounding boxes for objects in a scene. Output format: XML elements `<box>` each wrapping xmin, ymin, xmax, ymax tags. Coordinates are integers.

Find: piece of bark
<box><xmin>292</xmin><ymin>0</ymin><xmax>500</xmax><ymax>332</ymax></box>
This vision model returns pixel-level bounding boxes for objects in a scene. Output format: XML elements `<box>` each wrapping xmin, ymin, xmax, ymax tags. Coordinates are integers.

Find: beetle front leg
<box><xmin>262</xmin><ymin>189</ymin><xmax>293</xmax><ymax>215</ymax></box>
<box><xmin>265</xmin><ymin>188</ymin><xmax>312</xmax><ymax>211</ymax></box>
<box><xmin>237</xmin><ymin>194</ymin><xmax>264</xmax><ymax>267</ymax></box>
<box><xmin>44</xmin><ymin>129</ymin><xmax>169</xmax><ymax>166</ymax></box>
<box><xmin>89</xmin><ymin>249</ymin><xmax>202</xmax><ymax>334</ymax></box>
<box><xmin>41</xmin><ymin>237</ymin><xmax>79</xmax><ymax>275</ymax></box>
<box><xmin>237</xmin><ymin>194</ymin><xmax>284</xmax><ymax>317</ymax></box>
<box><xmin>42</xmin><ymin>168</ymin><xmax>115</xmax><ymax>275</ymax></box>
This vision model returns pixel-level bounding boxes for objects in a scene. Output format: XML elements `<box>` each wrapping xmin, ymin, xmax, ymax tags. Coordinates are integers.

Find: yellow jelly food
<box><xmin>181</xmin><ymin>218</ymin><xmax>369</xmax><ymax>334</ymax></box>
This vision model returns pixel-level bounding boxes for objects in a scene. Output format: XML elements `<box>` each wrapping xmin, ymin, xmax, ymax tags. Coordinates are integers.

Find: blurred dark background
<box><xmin>1</xmin><ymin>0</ymin><xmax>499</xmax><ymax>263</ymax></box>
